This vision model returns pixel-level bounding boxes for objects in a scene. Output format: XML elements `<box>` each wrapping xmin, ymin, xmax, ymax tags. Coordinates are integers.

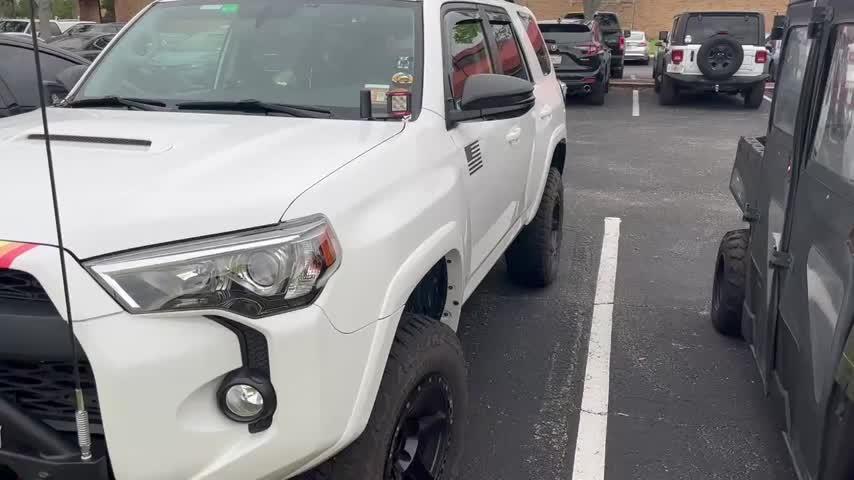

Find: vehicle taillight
<box><xmin>639</xmin><ymin>41</ymin><xmax>647</xmax><ymax>47</ymax></box>
<box><xmin>576</xmin><ymin>43</ymin><xmax>599</xmax><ymax>57</ymax></box>
<box><xmin>619</xmin><ymin>36</ymin><xmax>625</xmax><ymax>51</ymax></box>
<box><xmin>755</xmin><ymin>50</ymin><xmax>768</xmax><ymax>64</ymax></box>
<box><xmin>671</xmin><ymin>49</ymin><xmax>684</xmax><ymax>64</ymax></box>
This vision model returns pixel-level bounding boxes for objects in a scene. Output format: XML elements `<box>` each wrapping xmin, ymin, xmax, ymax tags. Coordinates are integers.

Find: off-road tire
<box><xmin>658</xmin><ymin>75</ymin><xmax>678</xmax><ymax>105</ymax></box>
<box><xmin>588</xmin><ymin>83</ymin><xmax>606</xmax><ymax>105</ymax></box>
<box><xmin>744</xmin><ymin>81</ymin><xmax>766</xmax><ymax>109</ymax></box>
<box><xmin>299</xmin><ymin>314</ymin><xmax>468</xmax><ymax>480</ymax></box>
<box><xmin>711</xmin><ymin>229</ymin><xmax>749</xmax><ymax>337</ymax></box>
<box><xmin>506</xmin><ymin>168</ymin><xmax>564</xmax><ymax>287</ymax></box>
<box><xmin>697</xmin><ymin>34</ymin><xmax>744</xmax><ymax>80</ymax></box>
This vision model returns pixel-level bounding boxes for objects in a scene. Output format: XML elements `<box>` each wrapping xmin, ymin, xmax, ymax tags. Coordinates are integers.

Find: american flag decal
<box><xmin>465</xmin><ymin>141</ymin><xmax>483</xmax><ymax>175</ymax></box>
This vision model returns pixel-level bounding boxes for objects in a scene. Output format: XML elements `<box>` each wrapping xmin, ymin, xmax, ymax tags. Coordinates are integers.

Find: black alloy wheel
<box><xmin>386</xmin><ymin>374</ymin><xmax>454</xmax><ymax>480</ymax></box>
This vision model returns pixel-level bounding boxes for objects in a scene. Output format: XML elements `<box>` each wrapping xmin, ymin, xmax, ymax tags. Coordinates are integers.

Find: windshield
<box><xmin>596</xmin><ymin>13</ymin><xmax>620</xmax><ymax>31</ymax></box>
<box><xmin>684</xmin><ymin>14</ymin><xmax>760</xmax><ymax>45</ymax></box>
<box><xmin>74</xmin><ymin>0</ymin><xmax>421</xmax><ymax>119</ymax></box>
<box><xmin>539</xmin><ymin>24</ymin><xmax>592</xmax><ymax>44</ymax></box>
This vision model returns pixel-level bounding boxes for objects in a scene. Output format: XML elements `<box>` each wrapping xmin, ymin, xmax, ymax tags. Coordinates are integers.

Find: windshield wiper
<box><xmin>175</xmin><ymin>99</ymin><xmax>333</xmax><ymax>119</ymax></box>
<box><xmin>64</xmin><ymin>96</ymin><xmax>169</xmax><ymax>111</ymax></box>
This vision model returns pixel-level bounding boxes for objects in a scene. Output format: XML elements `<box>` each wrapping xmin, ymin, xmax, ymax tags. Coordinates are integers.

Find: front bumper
<box><xmin>0</xmin><ymin>245</ymin><xmax>387</xmax><ymax>480</ymax></box>
<box><xmin>666</xmin><ymin>72</ymin><xmax>769</xmax><ymax>92</ymax></box>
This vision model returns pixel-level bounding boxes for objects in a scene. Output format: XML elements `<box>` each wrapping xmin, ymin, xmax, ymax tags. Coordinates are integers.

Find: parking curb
<box><xmin>610</xmin><ymin>80</ymin><xmax>655</xmax><ymax>88</ymax></box>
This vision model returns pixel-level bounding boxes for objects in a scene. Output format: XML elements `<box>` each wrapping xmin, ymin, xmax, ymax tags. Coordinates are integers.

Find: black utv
<box><xmin>711</xmin><ymin>1</ymin><xmax>854</xmax><ymax>478</ymax></box>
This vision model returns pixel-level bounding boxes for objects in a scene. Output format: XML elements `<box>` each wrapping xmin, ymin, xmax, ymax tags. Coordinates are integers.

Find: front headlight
<box><xmin>86</xmin><ymin>215</ymin><xmax>340</xmax><ymax>318</ymax></box>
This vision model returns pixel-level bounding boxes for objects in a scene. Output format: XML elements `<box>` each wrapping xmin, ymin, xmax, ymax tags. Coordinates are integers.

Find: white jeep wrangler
<box><xmin>0</xmin><ymin>1</ymin><xmax>566</xmax><ymax>479</ymax></box>
<box><xmin>654</xmin><ymin>11</ymin><xmax>770</xmax><ymax>108</ymax></box>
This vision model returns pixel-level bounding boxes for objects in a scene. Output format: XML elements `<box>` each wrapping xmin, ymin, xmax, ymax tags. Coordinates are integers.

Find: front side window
<box><xmin>773</xmin><ymin>27</ymin><xmax>811</xmax><ymax>134</ymax></box>
<box><xmin>518</xmin><ymin>12</ymin><xmax>550</xmax><ymax>75</ymax></box>
<box><xmin>684</xmin><ymin>14</ymin><xmax>760</xmax><ymax>45</ymax></box>
<box><xmin>75</xmin><ymin>0</ymin><xmax>421</xmax><ymax>119</ymax></box>
<box><xmin>0</xmin><ymin>45</ymin><xmax>78</xmax><ymax>107</ymax></box>
<box><xmin>445</xmin><ymin>10</ymin><xmax>492</xmax><ymax>102</ymax></box>
<box><xmin>811</xmin><ymin>25</ymin><xmax>854</xmax><ymax>181</ymax></box>
<box><xmin>0</xmin><ymin>21</ymin><xmax>27</xmax><ymax>33</ymax></box>
<box><xmin>486</xmin><ymin>11</ymin><xmax>528</xmax><ymax>81</ymax></box>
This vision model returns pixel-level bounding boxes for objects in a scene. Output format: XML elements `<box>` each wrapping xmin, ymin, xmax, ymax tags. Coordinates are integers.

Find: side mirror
<box><xmin>42</xmin><ymin>81</ymin><xmax>68</xmax><ymax>106</ymax></box>
<box><xmin>658</xmin><ymin>31</ymin><xmax>669</xmax><ymax>42</ymax></box>
<box><xmin>447</xmin><ymin>74</ymin><xmax>535</xmax><ymax>128</ymax></box>
<box><xmin>624</xmin><ymin>30</ymin><xmax>631</xmax><ymax>37</ymax></box>
<box><xmin>56</xmin><ymin>64</ymin><xmax>88</xmax><ymax>91</ymax></box>
<box><xmin>769</xmin><ymin>26</ymin><xmax>784</xmax><ymax>41</ymax></box>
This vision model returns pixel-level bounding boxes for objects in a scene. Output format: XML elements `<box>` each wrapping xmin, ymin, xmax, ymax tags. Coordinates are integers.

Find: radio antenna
<box><xmin>27</xmin><ymin>2</ymin><xmax>93</xmax><ymax>462</ymax></box>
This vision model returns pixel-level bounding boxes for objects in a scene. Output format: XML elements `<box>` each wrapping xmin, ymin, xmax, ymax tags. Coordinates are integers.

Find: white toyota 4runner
<box><xmin>654</xmin><ymin>11</ymin><xmax>770</xmax><ymax>108</ymax></box>
<box><xmin>0</xmin><ymin>1</ymin><xmax>566</xmax><ymax>479</ymax></box>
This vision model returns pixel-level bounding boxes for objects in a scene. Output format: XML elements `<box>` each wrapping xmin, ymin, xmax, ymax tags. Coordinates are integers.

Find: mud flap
<box><xmin>731</xmin><ymin>136</ymin><xmax>766</xmax><ymax>222</ymax></box>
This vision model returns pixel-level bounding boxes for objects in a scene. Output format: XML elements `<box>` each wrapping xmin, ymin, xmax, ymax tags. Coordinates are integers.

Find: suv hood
<box><xmin>0</xmin><ymin>109</ymin><xmax>402</xmax><ymax>259</ymax></box>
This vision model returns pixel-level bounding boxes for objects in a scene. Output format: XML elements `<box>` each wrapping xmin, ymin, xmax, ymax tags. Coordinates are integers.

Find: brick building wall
<box><xmin>115</xmin><ymin>0</ymin><xmax>151</xmax><ymax>22</ymax></box>
<box><xmin>519</xmin><ymin>0</ymin><xmax>788</xmax><ymax>38</ymax></box>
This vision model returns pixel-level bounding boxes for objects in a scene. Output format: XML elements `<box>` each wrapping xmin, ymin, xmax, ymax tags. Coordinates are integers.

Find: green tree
<box><xmin>52</xmin><ymin>0</ymin><xmax>72</xmax><ymax>18</ymax></box>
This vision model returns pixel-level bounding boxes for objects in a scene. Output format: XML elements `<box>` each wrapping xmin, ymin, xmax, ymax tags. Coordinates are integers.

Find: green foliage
<box><xmin>453</xmin><ymin>23</ymin><xmax>480</xmax><ymax>45</ymax></box>
<box><xmin>52</xmin><ymin>0</ymin><xmax>72</xmax><ymax>18</ymax></box>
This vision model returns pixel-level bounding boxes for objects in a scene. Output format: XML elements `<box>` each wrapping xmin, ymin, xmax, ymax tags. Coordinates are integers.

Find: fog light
<box><xmin>225</xmin><ymin>384</ymin><xmax>264</xmax><ymax>419</ymax></box>
<box><xmin>217</xmin><ymin>368</ymin><xmax>277</xmax><ymax>427</ymax></box>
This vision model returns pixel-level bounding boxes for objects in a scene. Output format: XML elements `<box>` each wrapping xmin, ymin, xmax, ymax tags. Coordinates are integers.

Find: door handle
<box><xmin>506</xmin><ymin>127</ymin><xmax>522</xmax><ymax>145</ymax></box>
<box><xmin>539</xmin><ymin>106</ymin><xmax>553</xmax><ymax>120</ymax></box>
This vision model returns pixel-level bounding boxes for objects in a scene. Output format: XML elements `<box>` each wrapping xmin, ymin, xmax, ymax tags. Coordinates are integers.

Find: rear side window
<box><xmin>539</xmin><ymin>24</ymin><xmax>592</xmax><ymax>44</ymax></box>
<box><xmin>684</xmin><ymin>14</ymin><xmax>760</xmax><ymax>45</ymax></box>
<box><xmin>773</xmin><ymin>27</ymin><xmax>811</xmax><ymax>134</ymax></box>
<box><xmin>518</xmin><ymin>12</ymin><xmax>551</xmax><ymax>75</ymax></box>
<box><xmin>596</xmin><ymin>13</ymin><xmax>620</xmax><ymax>31</ymax></box>
<box><xmin>811</xmin><ymin>25</ymin><xmax>854</xmax><ymax>180</ymax></box>
<box><xmin>445</xmin><ymin>10</ymin><xmax>493</xmax><ymax>102</ymax></box>
<box><xmin>0</xmin><ymin>21</ymin><xmax>27</xmax><ymax>33</ymax></box>
<box><xmin>486</xmin><ymin>11</ymin><xmax>528</xmax><ymax>81</ymax></box>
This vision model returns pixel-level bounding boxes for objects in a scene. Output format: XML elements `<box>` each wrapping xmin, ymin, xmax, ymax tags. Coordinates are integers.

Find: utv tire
<box><xmin>300</xmin><ymin>314</ymin><xmax>468</xmax><ymax>480</ymax></box>
<box><xmin>658</xmin><ymin>75</ymin><xmax>678</xmax><ymax>105</ymax></box>
<box><xmin>744</xmin><ymin>81</ymin><xmax>766</xmax><ymax>109</ymax></box>
<box><xmin>588</xmin><ymin>83</ymin><xmax>606</xmax><ymax>105</ymax></box>
<box><xmin>711</xmin><ymin>229</ymin><xmax>749</xmax><ymax>338</ymax></box>
<box><xmin>506</xmin><ymin>168</ymin><xmax>564</xmax><ymax>287</ymax></box>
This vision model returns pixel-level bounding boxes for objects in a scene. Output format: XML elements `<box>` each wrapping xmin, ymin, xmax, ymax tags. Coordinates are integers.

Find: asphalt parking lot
<box><xmin>457</xmin><ymin>87</ymin><xmax>797</xmax><ymax>479</ymax></box>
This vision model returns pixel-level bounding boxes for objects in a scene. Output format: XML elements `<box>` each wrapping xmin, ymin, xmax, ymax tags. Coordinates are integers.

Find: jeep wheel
<box><xmin>711</xmin><ymin>229</ymin><xmax>749</xmax><ymax>338</ymax></box>
<box><xmin>301</xmin><ymin>314</ymin><xmax>467</xmax><ymax>480</ymax></box>
<box><xmin>658</xmin><ymin>75</ymin><xmax>678</xmax><ymax>105</ymax></box>
<box><xmin>506</xmin><ymin>167</ymin><xmax>563</xmax><ymax>287</ymax></box>
<box><xmin>744</xmin><ymin>81</ymin><xmax>766</xmax><ymax>109</ymax></box>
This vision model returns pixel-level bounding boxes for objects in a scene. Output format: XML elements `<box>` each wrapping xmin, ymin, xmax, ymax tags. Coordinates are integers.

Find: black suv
<box><xmin>540</xmin><ymin>19</ymin><xmax>611</xmax><ymax>105</ymax></box>
<box><xmin>564</xmin><ymin>11</ymin><xmax>625</xmax><ymax>79</ymax></box>
<box><xmin>710</xmin><ymin>1</ymin><xmax>854</xmax><ymax>478</ymax></box>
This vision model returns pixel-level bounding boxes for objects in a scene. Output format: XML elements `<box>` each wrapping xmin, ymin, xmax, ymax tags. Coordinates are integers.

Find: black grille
<box><xmin>0</xmin><ymin>359</ymin><xmax>101</xmax><ymax>431</ymax></box>
<box><xmin>0</xmin><ymin>270</ymin><xmax>50</xmax><ymax>303</ymax></box>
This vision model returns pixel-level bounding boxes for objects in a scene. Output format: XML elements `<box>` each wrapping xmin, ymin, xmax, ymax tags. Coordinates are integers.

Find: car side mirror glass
<box><xmin>56</xmin><ymin>64</ymin><xmax>88</xmax><ymax>91</ymax></box>
<box><xmin>659</xmin><ymin>31</ymin><xmax>669</xmax><ymax>42</ymax></box>
<box><xmin>770</xmin><ymin>26</ymin><xmax>784</xmax><ymax>41</ymax></box>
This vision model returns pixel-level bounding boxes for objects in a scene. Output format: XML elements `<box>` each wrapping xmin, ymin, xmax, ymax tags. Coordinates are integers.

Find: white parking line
<box><xmin>632</xmin><ymin>90</ymin><xmax>639</xmax><ymax>117</ymax></box>
<box><xmin>571</xmin><ymin>217</ymin><xmax>621</xmax><ymax>480</ymax></box>
<box><xmin>764</xmin><ymin>95</ymin><xmax>773</xmax><ymax>103</ymax></box>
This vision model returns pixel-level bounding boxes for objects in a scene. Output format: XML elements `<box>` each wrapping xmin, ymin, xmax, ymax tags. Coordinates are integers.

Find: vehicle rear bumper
<box><xmin>666</xmin><ymin>73</ymin><xmax>769</xmax><ymax>92</ymax></box>
<box><xmin>555</xmin><ymin>70</ymin><xmax>605</xmax><ymax>95</ymax></box>
<box><xmin>624</xmin><ymin>51</ymin><xmax>649</xmax><ymax>60</ymax></box>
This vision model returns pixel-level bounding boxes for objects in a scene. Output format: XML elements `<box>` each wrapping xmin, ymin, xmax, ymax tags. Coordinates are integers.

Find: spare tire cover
<box><xmin>697</xmin><ymin>35</ymin><xmax>744</xmax><ymax>80</ymax></box>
